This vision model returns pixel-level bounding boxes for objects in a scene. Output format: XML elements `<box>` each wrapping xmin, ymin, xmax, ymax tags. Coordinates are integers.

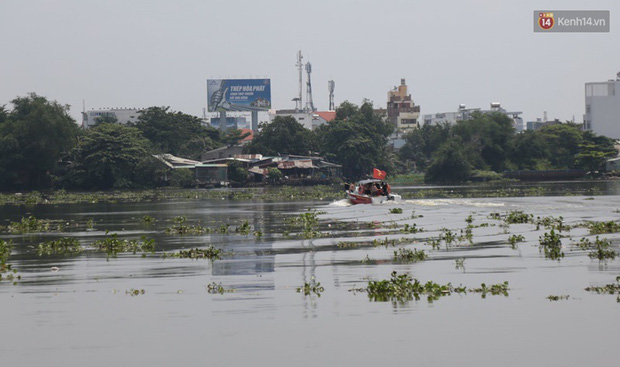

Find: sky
<box><xmin>1</xmin><ymin>0</ymin><xmax>618</xmax><ymax>125</ymax></box>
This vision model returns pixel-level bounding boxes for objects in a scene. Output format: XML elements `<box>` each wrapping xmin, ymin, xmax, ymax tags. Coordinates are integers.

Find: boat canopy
<box><xmin>357</xmin><ymin>179</ymin><xmax>383</xmax><ymax>185</ymax></box>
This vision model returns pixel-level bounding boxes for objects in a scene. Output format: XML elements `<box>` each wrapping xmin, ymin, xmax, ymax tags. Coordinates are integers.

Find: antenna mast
<box><xmin>305</xmin><ymin>61</ymin><xmax>315</xmax><ymax>112</ymax></box>
<box><xmin>328</xmin><ymin>80</ymin><xmax>335</xmax><ymax>110</ymax></box>
<box><xmin>295</xmin><ymin>50</ymin><xmax>303</xmax><ymax>112</ymax></box>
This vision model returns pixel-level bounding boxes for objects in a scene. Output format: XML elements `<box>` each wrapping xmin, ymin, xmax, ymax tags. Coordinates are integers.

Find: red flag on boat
<box><xmin>372</xmin><ymin>168</ymin><xmax>387</xmax><ymax>180</ymax></box>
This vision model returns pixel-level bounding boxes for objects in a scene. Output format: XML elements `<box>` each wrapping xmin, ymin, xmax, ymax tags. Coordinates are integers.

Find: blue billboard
<box><xmin>207</xmin><ymin>79</ymin><xmax>271</xmax><ymax>112</ymax></box>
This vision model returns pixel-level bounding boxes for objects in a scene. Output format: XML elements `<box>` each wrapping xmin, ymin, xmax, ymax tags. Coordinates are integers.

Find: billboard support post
<box><xmin>251</xmin><ymin>111</ymin><xmax>258</xmax><ymax>131</ymax></box>
<box><xmin>219</xmin><ymin>110</ymin><xmax>227</xmax><ymax>131</ymax></box>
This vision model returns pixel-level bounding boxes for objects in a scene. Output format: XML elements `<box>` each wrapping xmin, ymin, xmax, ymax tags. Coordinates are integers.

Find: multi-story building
<box><xmin>423</xmin><ymin>103</ymin><xmax>524</xmax><ymax>131</ymax></box>
<box><xmin>584</xmin><ymin>74</ymin><xmax>620</xmax><ymax>139</ymax></box>
<box><xmin>82</xmin><ymin>108</ymin><xmax>140</xmax><ymax>128</ymax></box>
<box><xmin>387</xmin><ymin>79</ymin><xmax>420</xmax><ymax>130</ymax></box>
<box><xmin>82</xmin><ymin>108</ymin><xmax>141</xmax><ymax>128</ymax></box>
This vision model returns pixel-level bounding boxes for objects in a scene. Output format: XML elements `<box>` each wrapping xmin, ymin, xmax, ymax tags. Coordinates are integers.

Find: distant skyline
<box><xmin>1</xmin><ymin>0</ymin><xmax>618</xmax><ymax>125</ymax></box>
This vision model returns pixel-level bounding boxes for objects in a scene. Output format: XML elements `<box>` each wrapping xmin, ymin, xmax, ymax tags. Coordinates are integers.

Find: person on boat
<box><xmin>370</xmin><ymin>184</ymin><xmax>378</xmax><ymax>196</ymax></box>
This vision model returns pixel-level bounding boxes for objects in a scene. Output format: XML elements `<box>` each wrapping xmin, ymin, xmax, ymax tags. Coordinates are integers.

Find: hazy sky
<box><xmin>1</xmin><ymin>0</ymin><xmax>618</xmax><ymax>124</ymax></box>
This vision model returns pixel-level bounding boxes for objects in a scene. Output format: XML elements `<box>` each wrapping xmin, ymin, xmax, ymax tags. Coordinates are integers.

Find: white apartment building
<box><xmin>82</xmin><ymin>108</ymin><xmax>141</xmax><ymax>128</ymax></box>
<box><xmin>585</xmin><ymin>74</ymin><xmax>620</xmax><ymax>139</ymax></box>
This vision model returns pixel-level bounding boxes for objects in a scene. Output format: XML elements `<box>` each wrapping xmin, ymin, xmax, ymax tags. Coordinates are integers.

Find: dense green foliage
<box><xmin>400</xmin><ymin>113</ymin><xmax>617</xmax><ymax>182</ymax></box>
<box><xmin>63</xmin><ymin>123</ymin><xmax>165</xmax><ymax>189</ymax></box>
<box><xmin>132</xmin><ymin>106</ymin><xmax>220</xmax><ymax>160</ymax></box>
<box><xmin>246</xmin><ymin>115</ymin><xmax>316</xmax><ymax>156</ymax></box>
<box><xmin>315</xmin><ymin>101</ymin><xmax>394</xmax><ymax>179</ymax></box>
<box><xmin>0</xmin><ymin>93</ymin><xmax>79</xmax><ymax>190</ymax></box>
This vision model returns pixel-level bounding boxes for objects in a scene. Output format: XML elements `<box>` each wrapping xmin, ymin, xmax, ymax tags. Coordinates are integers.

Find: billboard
<box><xmin>207</xmin><ymin>79</ymin><xmax>271</xmax><ymax>112</ymax></box>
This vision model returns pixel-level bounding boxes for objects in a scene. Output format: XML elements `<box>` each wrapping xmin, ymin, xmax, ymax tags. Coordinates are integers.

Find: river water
<box><xmin>1</xmin><ymin>181</ymin><xmax>619</xmax><ymax>366</ymax></box>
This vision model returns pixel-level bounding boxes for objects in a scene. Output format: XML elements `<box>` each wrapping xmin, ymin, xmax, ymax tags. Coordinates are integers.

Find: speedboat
<box><xmin>345</xmin><ymin>179</ymin><xmax>401</xmax><ymax>205</ymax></box>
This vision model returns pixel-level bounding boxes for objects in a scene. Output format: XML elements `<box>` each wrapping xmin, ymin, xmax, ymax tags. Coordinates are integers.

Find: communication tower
<box><xmin>305</xmin><ymin>62</ymin><xmax>315</xmax><ymax>112</ymax></box>
<box><xmin>295</xmin><ymin>51</ymin><xmax>304</xmax><ymax>112</ymax></box>
<box><xmin>328</xmin><ymin>80</ymin><xmax>335</xmax><ymax>110</ymax></box>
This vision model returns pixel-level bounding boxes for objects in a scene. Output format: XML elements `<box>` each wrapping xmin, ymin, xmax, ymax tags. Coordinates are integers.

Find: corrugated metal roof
<box><xmin>277</xmin><ymin>160</ymin><xmax>314</xmax><ymax>169</ymax></box>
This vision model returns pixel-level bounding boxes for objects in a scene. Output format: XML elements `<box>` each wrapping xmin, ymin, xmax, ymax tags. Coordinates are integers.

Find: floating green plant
<box><xmin>235</xmin><ymin>220</ymin><xmax>252</xmax><ymax>235</ymax></box>
<box><xmin>0</xmin><ymin>239</ymin><xmax>20</xmax><ymax>284</ymax></box>
<box><xmin>535</xmin><ymin>215</ymin><xmax>568</xmax><ymax>231</ymax></box>
<box><xmin>393</xmin><ymin>248</ymin><xmax>427</xmax><ymax>263</ymax></box>
<box><xmin>373</xmin><ymin>237</ymin><xmax>396</xmax><ymax>248</ymax></box>
<box><xmin>36</xmin><ymin>237</ymin><xmax>83</xmax><ymax>256</ymax></box>
<box><xmin>7</xmin><ymin>216</ymin><xmax>52</xmax><ymax>233</ymax></box>
<box><xmin>141</xmin><ymin>215</ymin><xmax>155</xmax><ymax>224</ymax></box>
<box><xmin>162</xmin><ymin>245</ymin><xmax>223</xmax><ymax>260</ymax></box>
<box><xmin>586</xmin><ymin>220</ymin><xmax>620</xmax><ymax>235</ymax></box>
<box><xmin>539</xmin><ymin>230</ymin><xmax>564</xmax><ymax>260</ymax></box>
<box><xmin>547</xmin><ymin>295</ymin><xmax>569</xmax><ymax>301</ymax></box>
<box><xmin>455</xmin><ymin>258</ymin><xmax>465</xmax><ymax>271</ymax></box>
<box><xmin>365</xmin><ymin>271</ymin><xmax>455</xmax><ymax>303</ymax></box>
<box><xmin>126</xmin><ymin>289</ymin><xmax>145</xmax><ymax>296</ymax></box>
<box><xmin>165</xmin><ymin>216</ymin><xmax>209</xmax><ymax>235</ymax></box>
<box><xmin>297</xmin><ymin>277</ymin><xmax>324</xmax><ymax>297</ymax></box>
<box><xmin>400</xmin><ymin>223</ymin><xmax>422</xmax><ymax>234</ymax></box>
<box><xmin>469</xmin><ymin>282</ymin><xmax>509</xmax><ymax>298</ymax></box>
<box><xmin>440</xmin><ymin>228</ymin><xmax>457</xmax><ymax>246</ymax></box>
<box><xmin>337</xmin><ymin>241</ymin><xmax>359</xmax><ymax>248</ymax></box>
<box><xmin>504</xmin><ymin>211</ymin><xmax>533</xmax><ymax>224</ymax></box>
<box><xmin>86</xmin><ymin>218</ymin><xmax>95</xmax><ymax>230</ymax></box>
<box><xmin>207</xmin><ymin>282</ymin><xmax>234</xmax><ymax>294</ymax></box>
<box><xmin>585</xmin><ymin>277</ymin><xmax>620</xmax><ymax>295</ymax></box>
<box><xmin>508</xmin><ymin>234</ymin><xmax>525</xmax><ymax>249</ymax></box>
<box><xmin>285</xmin><ymin>210</ymin><xmax>325</xmax><ymax>239</ymax></box>
<box><xmin>577</xmin><ymin>236</ymin><xmax>617</xmax><ymax>261</ymax></box>
<box><xmin>93</xmin><ymin>233</ymin><xmax>155</xmax><ymax>257</ymax></box>
<box><xmin>426</xmin><ymin>239</ymin><xmax>441</xmax><ymax>250</ymax></box>
<box><xmin>389</xmin><ymin>208</ymin><xmax>403</xmax><ymax>214</ymax></box>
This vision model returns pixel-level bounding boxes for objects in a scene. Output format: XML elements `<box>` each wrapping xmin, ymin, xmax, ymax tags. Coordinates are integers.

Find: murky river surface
<box><xmin>1</xmin><ymin>181</ymin><xmax>619</xmax><ymax>366</ymax></box>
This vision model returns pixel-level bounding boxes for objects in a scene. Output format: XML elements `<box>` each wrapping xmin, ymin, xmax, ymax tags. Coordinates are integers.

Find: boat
<box><xmin>345</xmin><ymin>179</ymin><xmax>401</xmax><ymax>204</ymax></box>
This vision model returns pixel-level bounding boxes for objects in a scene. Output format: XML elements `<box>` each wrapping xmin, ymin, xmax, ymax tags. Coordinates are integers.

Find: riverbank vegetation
<box><xmin>1</xmin><ymin>94</ymin><xmax>617</xmax><ymax>191</ymax></box>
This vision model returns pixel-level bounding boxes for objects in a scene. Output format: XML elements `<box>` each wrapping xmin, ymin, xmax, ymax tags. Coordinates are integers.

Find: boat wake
<box><xmin>329</xmin><ymin>199</ymin><xmax>352</xmax><ymax>207</ymax></box>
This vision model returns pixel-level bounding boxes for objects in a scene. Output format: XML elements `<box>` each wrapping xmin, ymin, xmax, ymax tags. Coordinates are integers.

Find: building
<box><xmin>584</xmin><ymin>73</ymin><xmax>620</xmax><ymax>139</ymax></box>
<box><xmin>270</xmin><ymin>110</ymin><xmax>335</xmax><ymax>130</ymax></box>
<box><xmin>387</xmin><ymin>79</ymin><xmax>420</xmax><ymax>130</ymax></box>
<box><xmin>82</xmin><ymin>108</ymin><xmax>141</xmax><ymax>128</ymax></box>
<box><xmin>423</xmin><ymin>103</ymin><xmax>523</xmax><ymax>131</ymax></box>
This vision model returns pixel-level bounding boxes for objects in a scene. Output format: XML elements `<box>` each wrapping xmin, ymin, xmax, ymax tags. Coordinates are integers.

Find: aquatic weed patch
<box><xmin>469</xmin><ymin>282</ymin><xmax>509</xmax><ymax>298</ymax></box>
<box><xmin>7</xmin><ymin>216</ymin><xmax>52</xmax><ymax>233</ymax></box>
<box><xmin>162</xmin><ymin>245</ymin><xmax>223</xmax><ymax>260</ymax></box>
<box><xmin>364</xmin><ymin>272</ymin><xmax>462</xmax><ymax>304</ymax></box>
<box><xmin>577</xmin><ymin>237</ymin><xmax>617</xmax><ymax>261</ymax></box>
<box><xmin>586</xmin><ymin>220</ymin><xmax>620</xmax><ymax>235</ymax></box>
<box><xmin>207</xmin><ymin>282</ymin><xmax>234</xmax><ymax>294</ymax></box>
<box><xmin>93</xmin><ymin>233</ymin><xmax>155</xmax><ymax>257</ymax></box>
<box><xmin>284</xmin><ymin>210</ymin><xmax>325</xmax><ymax>239</ymax></box>
<box><xmin>393</xmin><ymin>248</ymin><xmax>427</xmax><ymax>263</ymax></box>
<box><xmin>585</xmin><ymin>277</ymin><xmax>620</xmax><ymax>302</ymax></box>
<box><xmin>36</xmin><ymin>237</ymin><xmax>83</xmax><ymax>256</ymax></box>
<box><xmin>547</xmin><ymin>295</ymin><xmax>570</xmax><ymax>301</ymax></box>
<box><xmin>508</xmin><ymin>234</ymin><xmax>525</xmax><ymax>249</ymax></box>
<box><xmin>0</xmin><ymin>239</ymin><xmax>20</xmax><ymax>284</ymax></box>
<box><xmin>539</xmin><ymin>230</ymin><xmax>564</xmax><ymax>260</ymax></box>
<box><xmin>389</xmin><ymin>208</ymin><xmax>403</xmax><ymax>214</ymax></box>
<box><xmin>297</xmin><ymin>277</ymin><xmax>324</xmax><ymax>297</ymax></box>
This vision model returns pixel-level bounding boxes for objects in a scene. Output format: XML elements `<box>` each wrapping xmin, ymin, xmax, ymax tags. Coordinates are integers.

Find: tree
<box><xmin>536</xmin><ymin>124</ymin><xmax>583</xmax><ymax>169</ymax></box>
<box><xmin>132</xmin><ymin>106</ymin><xmax>220</xmax><ymax>159</ymax></box>
<box><xmin>246</xmin><ymin>116</ymin><xmax>316</xmax><ymax>156</ymax></box>
<box><xmin>425</xmin><ymin>137</ymin><xmax>472</xmax><ymax>182</ymax></box>
<box><xmin>399</xmin><ymin>122</ymin><xmax>451</xmax><ymax>172</ymax></box>
<box><xmin>0</xmin><ymin>93</ymin><xmax>78</xmax><ymax>190</ymax></box>
<box><xmin>509</xmin><ymin>130</ymin><xmax>551</xmax><ymax>170</ymax></box>
<box><xmin>452</xmin><ymin>112</ymin><xmax>515</xmax><ymax>172</ymax></box>
<box><xmin>316</xmin><ymin>100</ymin><xmax>394</xmax><ymax>179</ymax></box>
<box><xmin>63</xmin><ymin>123</ymin><xmax>162</xmax><ymax>189</ymax></box>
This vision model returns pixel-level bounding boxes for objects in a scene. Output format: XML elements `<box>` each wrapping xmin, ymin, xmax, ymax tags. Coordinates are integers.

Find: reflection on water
<box><xmin>1</xmin><ymin>181</ymin><xmax>619</xmax><ymax>366</ymax></box>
